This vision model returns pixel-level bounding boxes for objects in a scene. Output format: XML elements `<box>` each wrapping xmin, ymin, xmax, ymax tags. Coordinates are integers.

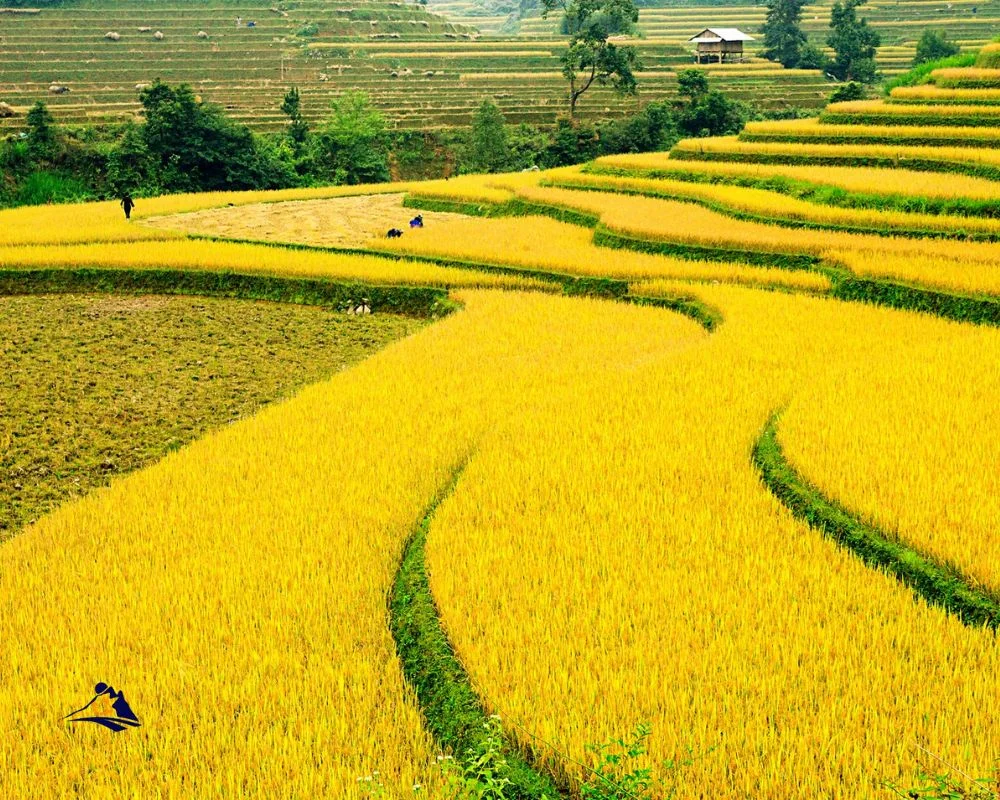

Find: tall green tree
<box><xmin>761</xmin><ymin>0</ymin><xmax>808</xmax><ymax>68</ymax></box>
<box><xmin>468</xmin><ymin>99</ymin><xmax>510</xmax><ymax>173</ymax></box>
<box><xmin>914</xmin><ymin>29</ymin><xmax>960</xmax><ymax>65</ymax></box>
<box><xmin>25</xmin><ymin>101</ymin><xmax>57</xmax><ymax>161</ymax></box>
<box><xmin>541</xmin><ymin>0</ymin><xmax>641</xmax><ymax>120</ymax></box>
<box><xmin>135</xmin><ymin>80</ymin><xmax>292</xmax><ymax>192</ymax></box>
<box><xmin>313</xmin><ymin>91</ymin><xmax>390</xmax><ymax>185</ymax></box>
<box><xmin>281</xmin><ymin>87</ymin><xmax>309</xmax><ymax>152</ymax></box>
<box><xmin>827</xmin><ymin>0</ymin><xmax>881</xmax><ymax>83</ymax></box>
<box><xmin>674</xmin><ymin>69</ymin><xmax>746</xmax><ymax>137</ymax></box>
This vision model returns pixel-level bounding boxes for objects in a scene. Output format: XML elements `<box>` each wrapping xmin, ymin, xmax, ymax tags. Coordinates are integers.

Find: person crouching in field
<box><xmin>120</xmin><ymin>193</ymin><xmax>135</xmax><ymax>220</ymax></box>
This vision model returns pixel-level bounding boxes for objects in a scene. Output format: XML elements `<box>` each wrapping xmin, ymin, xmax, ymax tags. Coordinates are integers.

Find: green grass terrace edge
<box><xmin>753</xmin><ymin>413</ymin><xmax>1000</xmax><ymax>631</ymax></box>
<box><xmin>819</xmin><ymin>111</ymin><xmax>1000</xmax><ymax>127</ymax></box>
<box><xmin>739</xmin><ymin>130</ymin><xmax>1000</xmax><ymax>155</ymax></box>
<box><xmin>404</xmin><ymin>188</ymin><xmax>1000</xmax><ymax>327</ymax></box>
<box><xmin>668</xmin><ymin>147</ymin><xmax>1000</xmax><ymax>184</ymax></box>
<box><xmin>548</xmin><ymin>177</ymin><xmax>1000</xmax><ymax>242</ymax></box>
<box><xmin>388</xmin><ymin>462</ymin><xmax>567</xmax><ymax>800</ymax></box>
<box><xmin>403</xmin><ymin>191</ymin><xmax>820</xmax><ymax>270</ymax></box>
<box><xmin>583</xmin><ymin>163</ymin><xmax>1000</xmax><ymax>219</ymax></box>
<box><xmin>0</xmin><ymin>267</ymin><xmax>458</xmax><ymax>317</ymax></box>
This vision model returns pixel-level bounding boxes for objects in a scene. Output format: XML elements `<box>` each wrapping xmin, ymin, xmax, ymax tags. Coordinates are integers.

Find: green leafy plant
<box><xmin>884</xmin><ymin>747</ymin><xmax>998</xmax><ymax>799</ymax></box>
<box><xmin>443</xmin><ymin>716</ymin><xmax>514</xmax><ymax>800</ymax></box>
<box><xmin>581</xmin><ymin>723</ymin><xmax>712</xmax><ymax>800</ymax></box>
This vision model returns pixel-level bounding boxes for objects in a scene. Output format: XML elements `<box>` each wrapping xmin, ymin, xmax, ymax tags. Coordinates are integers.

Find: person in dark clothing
<box><xmin>120</xmin><ymin>193</ymin><xmax>135</xmax><ymax>220</ymax></box>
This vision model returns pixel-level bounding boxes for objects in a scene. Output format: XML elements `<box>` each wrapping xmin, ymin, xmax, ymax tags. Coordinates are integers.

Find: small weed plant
<box><xmin>444</xmin><ymin>715</ymin><xmax>514</xmax><ymax>800</ymax></box>
<box><xmin>582</xmin><ymin>723</ymin><xmax>710</xmax><ymax>800</ymax></box>
<box><xmin>885</xmin><ymin>746</ymin><xmax>998</xmax><ymax>799</ymax></box>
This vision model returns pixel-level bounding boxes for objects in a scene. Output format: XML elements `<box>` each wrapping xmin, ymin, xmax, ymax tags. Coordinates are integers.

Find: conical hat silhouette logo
<box><xmin>64</xmin><ymin>683</ymin><xmax>141</xmax><ymax>732</ymax></box>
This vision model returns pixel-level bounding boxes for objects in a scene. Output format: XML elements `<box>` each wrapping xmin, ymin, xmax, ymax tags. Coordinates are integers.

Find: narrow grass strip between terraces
<box><xmin>546</xmin><ymin>178</ymin><xmax>1000</xmax><ymax>243</ymax></box>
<box><xmin>402</xmin><ymin>193</ymin><xmax>821</xmax><ymax>270</ymax></box>
<box><xmin>581</xmin><ymin>164</ymin><xmax>1000</xmax><ymax>220</ymax></box>
<box><xmin>668</xmin><ymin>148</ymin><xmax>1000</xmax><ymax>183</ymax></box>
<box><xmin>177</xmin><ymin>232</ymin><xmax>722</xmax><ymax>327</ymax></box>
<box><xmin>389</xmin><ymin>461</ymin><xmax>567</xmax><ymax>800</ymax></box>
<box><xmin>0</xmin><ymin>267</ymin><xmax>457</xmax><ymax>318</ymax></box>
<box><xmin>403</xmin><ymin>191</ymin><xmax>1000</xmax><ymax>325</ymax></box>
<box><xmin>753</xmin><ymin>413</ymin><xmax>1000</xmax><ymax>631</ymax></box>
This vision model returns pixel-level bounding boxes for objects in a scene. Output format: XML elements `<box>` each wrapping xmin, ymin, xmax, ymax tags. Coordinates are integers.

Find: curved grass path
<box><xmin>390</xmin><ymin>462</ymin><xmax>565</xmax><ymax>800</ymax></box>
<box><xmin>753</xmin><ymin>413</ymin><xmax>1000</xmax><ymax>631</ymax></box>
<box><xmin>0</xmin><ymin>267</ymin><xmax>456</xmax><ymax>317</ymax></box>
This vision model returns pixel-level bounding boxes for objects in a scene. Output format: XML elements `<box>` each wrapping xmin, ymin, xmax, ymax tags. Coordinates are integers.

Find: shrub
<box><xmin>884</xmin><ymin>52</ymin><xmax>976</xmax><ymax>92</ymax></box>
<box><xmin>313</xmin><ymin>90</ymin><xmax>391</xmax><ymax>185</ymax></box>
<box><xmin>675</xmin><ymin>70</ymin><xmax>747</xmax><ymax>138</ymax></box>
<box><xmin>975</xmin><ymin>42</ymin><xmax>1000</xmax><ymax>68</ymax></box>
<box><xmin>829</xmin><ymin>81</ymin><xmax>866</xmax><ymax>102</ymax></box>
<box><xmin>914</xmin><ymin>29</ymin><xmax>960</xmax><ymax>66</ymax></box>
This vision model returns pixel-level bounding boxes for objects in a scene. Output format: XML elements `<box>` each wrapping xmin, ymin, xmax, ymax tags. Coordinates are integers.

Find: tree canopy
<box><xmin>827</xmin><ymin>0</ymin><xmax>881</xmax><ymax>83</ymax></box>
<box><xmin>541</xmin><ymin>0</ymin><xmax>641</xmax><ymax>119</ymax></box>
<box><xmin>914</xmin><ymin>29</ymin><xmax>960</xmax><ymax>66</ymax></box>
<box><xmin>761</xmin><ymin>0</ymin><xmax>809</xmax><ymax>68</ymax></box>
<box><xmin>313</xmin><ymin>91</ymin><xmax>390</xmax><ymax>185</ymax></box>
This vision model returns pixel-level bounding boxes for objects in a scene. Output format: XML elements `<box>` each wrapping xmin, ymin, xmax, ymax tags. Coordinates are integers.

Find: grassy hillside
<box><xmin>0</xmin><ymin>0</ymin><xmax>832</xmax><ymax>133</ymax></box>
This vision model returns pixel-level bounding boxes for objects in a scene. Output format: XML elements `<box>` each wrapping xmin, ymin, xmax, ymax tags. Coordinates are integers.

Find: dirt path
<box><xmin>143</xmin><ymin>193</ymin><xmax>468</xmax><ymax>249</ymax></box>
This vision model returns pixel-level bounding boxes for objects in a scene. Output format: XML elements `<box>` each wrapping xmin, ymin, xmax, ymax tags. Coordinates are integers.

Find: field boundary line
<box><xmin>753</xmin><ymin>412</ymin><xmax>1000</xmax><ymax>631</ymax></box>
<box><xmin>388</xmin><ymin>460</ymin><xmax>568</xmax><ymax>799</ymax></box>
<box><xmin>547</xmin><ymin>177</ymin><xmax>1000</xmax><ymax>243</ymax></box>
<box><xmin>0</xmin><ymin>267</ymin><xmax>456</xmax><ymax>318</ymax></box>
<box><xmin>581</xmin><ymin>163</ymin><xmax>1000</xmax><ymax>220</ymax></box>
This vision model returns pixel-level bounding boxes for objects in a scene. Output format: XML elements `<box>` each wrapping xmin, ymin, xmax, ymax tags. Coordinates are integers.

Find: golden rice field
<box><xmin>741</xmin><ymin>117</ymin><xmax>1000</xmax><ymax>144</ymax></box>
<box><xmin>671</xmin><ymin>136</ymin><xmax>1000</xmax><ymax>170</ymax></box>
<box><xmin>824</xmin><ymin>99</ymin><xmax>1000</xmax><ymax>119</ymax></box>
<box><xmin>889</xmin><ymin>85</ymin><xmax>1000</xmax><ymax>103</ymax></box>
<box><xmin>4</xmin><ymin>52</ymin><xmax>1000</xmax><ymax>800</ymax></box>
<box><xmin>592</xmin><ymin>151</ymin><xmax>1000</xmax><ymax>202</ymax></box>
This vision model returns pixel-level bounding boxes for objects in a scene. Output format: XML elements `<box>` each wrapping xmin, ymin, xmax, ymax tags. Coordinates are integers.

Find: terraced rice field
<box><xmin>0</xmin><ymin>0</ymin><xmax>837</xmax><ymax>134</ymax></box>
<box><xmin>448</xmin><ymin>0</ymin><xmax>998</xmax><ymax>73</ymax></box>
<box><xmin>5</xmin><ymin>41</ymin><xmax>1000</xmax><ymax>800</ymax></box>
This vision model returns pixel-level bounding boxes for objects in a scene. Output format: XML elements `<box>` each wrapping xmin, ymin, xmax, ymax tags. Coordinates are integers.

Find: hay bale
<box><xmin>153</xmin><ymin>30</ymin><xmax>164</xmax><ymax>40</ymax></box>
<box><xmin>0</xmin><ymin>101</ymin><xmax>16</xmax><ymax>118</ymax></box>
<box><xmin>135</xmin><ymin>82</ymin><xmax>151</xmax><ymax>91</ymax></box>
<box><xmin>196</xmin><ymin>30</ymin><xmax>209</xmax><ymax>39</ymax></box>
<box><xmin>137</xmin><ymin>26</ymin><xmax>151</xmax><ymax>33</ymax></box>
<box><xmin>104</xmin><ymin>31</ymin><xmax>121</xmax><ymax>41</ymax></box>
<box><xmin>48</xmin><ymin>84</ymin><xmax>70</xmax><ymax>94</ymax></box>
<box><xmin>424</xmin><ymin>70</ymin><xmax>435</xmax><ymax>77</ymax></box>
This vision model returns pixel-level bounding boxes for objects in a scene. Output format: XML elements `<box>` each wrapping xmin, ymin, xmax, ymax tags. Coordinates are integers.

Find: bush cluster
<box><xmin>0</xmin><ymin>74</ymin><xmax>756</xmax><ymax>208</ymax></box>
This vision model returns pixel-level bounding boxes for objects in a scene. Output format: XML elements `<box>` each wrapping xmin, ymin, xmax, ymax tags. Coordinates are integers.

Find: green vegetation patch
<box><xmin>0</xmin><ymin>293</ymin><xmax>425</xmax><ymax>538</ymax></box>
<box><xmin>389</xmin><ymin>463</ymin><xmax>565</xmax><ymax>799</ymax></box>
<box><xmin>753</xmin><ymin>414</ymin><xmax>1000</xmax><ymax>631</ymax></box>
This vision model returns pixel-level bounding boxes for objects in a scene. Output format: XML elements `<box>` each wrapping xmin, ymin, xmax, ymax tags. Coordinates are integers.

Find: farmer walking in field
<box><xmin>120</xmin><ymin>192</ymin><xmax>135</xmax><ymax>220</ymax></box>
